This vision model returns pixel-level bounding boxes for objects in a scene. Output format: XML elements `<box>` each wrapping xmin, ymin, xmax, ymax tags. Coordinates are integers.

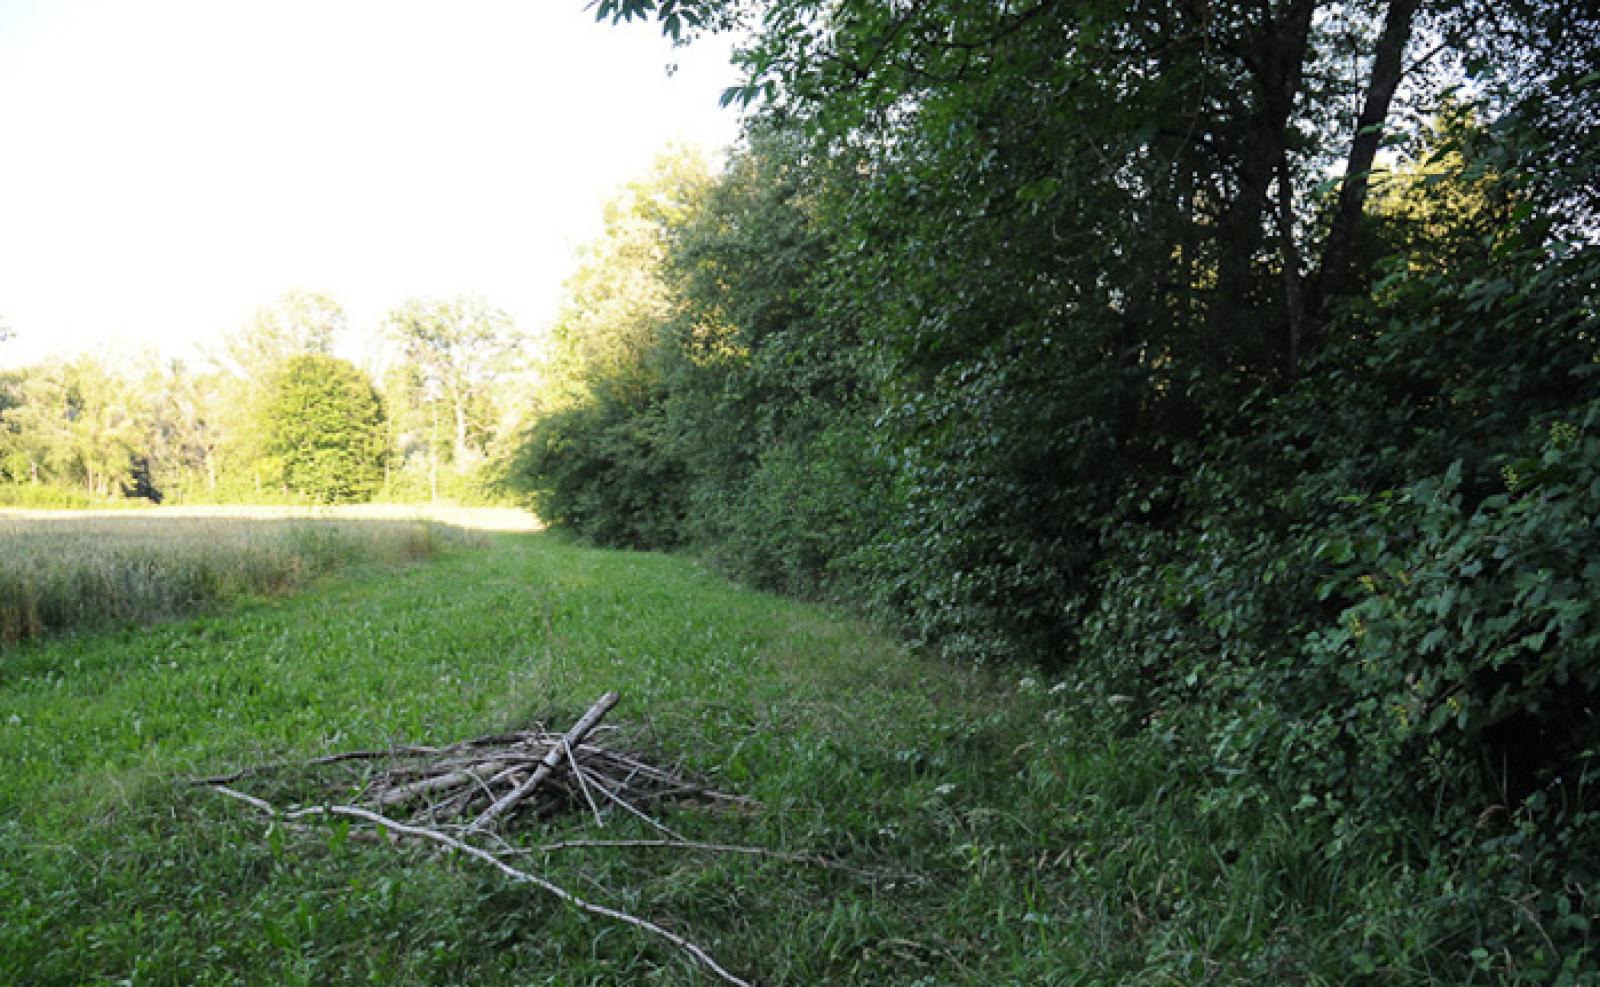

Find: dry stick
<box><xmin>195</xmin><ymin>742</ymin><xmax>493</xmax><ymax>786</ymax></box>
<box><xmin>376</xmin><ymin>760</ymin><xmax>508</xmax><ymax>807</ymax></box>
<box><xmin>578</xmin><ymin>748</ymin><xmax>755</xmax><ymax>808</ymax></box>
<box><xmin>211</xmin><ymin>783</ymin><xmax>278</xmax><ymax>815</ymax></box>
<box><xmin>466</xmin><ymin>692</ymin><xmax>620</xmax><ymax>834</ymax></box>
<box><xmin>586</xmin><ymin>772</ymin><xmax>686</xmax><ymax>842</ymax></box>
<box><xmin>483</xmin><ymin>762</ymin><xmax>530</xmax><ymax>789</ymax></box>
<box><xmin>562</xmin><ymin>738</ymin><xmax>607</xmax><ymax>828</ymax></box>
<box><xmin>204</xmin><ymin>786</ymin><xmax>754</xmax><ymax>987</ymax></box>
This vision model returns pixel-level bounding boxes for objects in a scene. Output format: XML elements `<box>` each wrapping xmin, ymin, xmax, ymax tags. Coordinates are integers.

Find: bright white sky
<box><xmin>0</xmin><ymin>0</ymin><xmax>744</xmax><ymax>370</ymax></box>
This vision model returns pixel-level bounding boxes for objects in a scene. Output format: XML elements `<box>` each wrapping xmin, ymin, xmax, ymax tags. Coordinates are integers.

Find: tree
<box><xmin>0</xmin><ymin>364</ymin><xmax>70</xmax><ymax>485</ymax></box>
<box><xmin>258</xmin><ymin>355</ymin><xmax>386</xmax><ymax>503</ymax></box>
<box><xmin>0</xmin><ymin>356</ymin><xmax>149</xmax><ymax>497</ymax></box>
<box><xmin>512</xmin><ymin>148</ymin><xmax>715</xmax><ymax>543</ymax></box>
<box><xmin>384</xmin><ymin>296</ymin><xmax>515</xmax><ymax>469</ymax></box>
<box><xmin>209</xmin><ymin>290</ymin><xmax>348</xmax><ymax>494</ymax></box>
<box><xmin>555</xmin><ymin>4</ymin><xmax>1600</xmax><ymax>974</ymax></box>
<box><xmin>145</xmin><ymin>359</ymin><xmax>232</xmax><ymax>500</ymax></box>
<box><xmin>0</xmin><ymin>327</ymin><xmax>21</xmax><ymax>483</ymax></box>
<box><xmin>223</xmin><ymin>289</ymin><xmax>344</xmax><ymax>380</ymax></box>
<box><xmin>541</xmin><ymin>146</ymin><xmax>714</xmax><ymax>411</ymax></box>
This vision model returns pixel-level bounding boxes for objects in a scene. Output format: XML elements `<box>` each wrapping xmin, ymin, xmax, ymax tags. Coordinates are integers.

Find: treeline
<box><xmin>517</xmin><ymin>0</ymin><xmax>1600</xmax><ymax>976</ymax></box>
<box><xmin>0</xmin><ymin>292</ymin><xmax>533</xmax><ymax>505</ymax></box>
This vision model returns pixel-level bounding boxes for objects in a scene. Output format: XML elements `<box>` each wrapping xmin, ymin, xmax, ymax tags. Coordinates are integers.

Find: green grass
<box><xmin>1</xmin><ymin>529</ymin><xmax>1465</xmax><ymax>984</ymax></box>
<box><xmin>0</xmin><ymin>512</ymin><xmax>483</xmax><ymax>644</ymax></box>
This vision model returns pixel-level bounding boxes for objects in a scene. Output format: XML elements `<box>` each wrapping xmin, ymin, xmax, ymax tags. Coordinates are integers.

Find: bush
<box><xmin>514</xmin><ymin>389</ymin><xmax>686</xmax><ymax>549</ymax></box>
<box><xmin>0</xmin><ymin>483</ymin><xmax>125</xmax><ymax>509</ymax></box>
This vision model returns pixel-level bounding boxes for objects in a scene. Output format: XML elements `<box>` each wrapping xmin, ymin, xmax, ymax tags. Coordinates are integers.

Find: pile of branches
<box><xmin>196</xmin><ymin>692</ymin><xmax>772</xmax><ymax>985</ymax></box>
<box><xmin>201</xmin><ymin>692</ymin><xmax>742</xmax><ymax>836</ymax></box>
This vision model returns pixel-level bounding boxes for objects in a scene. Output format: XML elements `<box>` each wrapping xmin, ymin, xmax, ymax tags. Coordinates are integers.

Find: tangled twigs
<box><xmin>195</xmin><ymin>692</ymin><xmax>752</xmax><ymax>833</ymax></box>
<box><xmin>193</xmin><ymin>692</ymin><xmax>792</xmax><ymax>983</ymax></box>
<box><xmin>204</xmin><ymin>785</ymin><xmax>756</xmax><ymax>987</ymax></box>
<box><xmin>467</xmin><ymin>691</ymin><xmax>619</xmax><ymax>833</ymax></box>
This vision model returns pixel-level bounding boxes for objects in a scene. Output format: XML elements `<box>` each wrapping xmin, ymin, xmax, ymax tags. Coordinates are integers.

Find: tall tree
<box><xmin>0</xmin><ymin>364</ymin><xmax>71</xmax><ymax>485</ymax></box>
<box><xmin>145</xmin><ymin>359</ymin><xmax>232</xmax><ymax>500</ymax></box>
<box><xmin>258</xmin><ymin>354</ymin><xmax>386</xmax><ymax>503</ymax></box>
<box><xmin>1306</xmin><ymin>0</ymin><xmax>1423</xmax><ymax>339</ymax></box>
<box><xmin>384</xmin><ymin>296</ymin><xmax>515</xmax><ymax>468</ymax></box>
<box><xmin>211</xmin><ymin>290</ymin><xmax>348</xmax><ymax>493</ymax></box>
<box><xmin>222</xmin><ymin>289</ymin><xmax>344</xmax><ymax>380</ymax></box>
<box><xmin>0</xmin><ymin>356</ymin><xmax>149</xmax><ymax>496</ymax></box>
<box><xmin>514</xmin><ymin>148</ymin><xmax>715</xmax><ymax>546</ymax></box>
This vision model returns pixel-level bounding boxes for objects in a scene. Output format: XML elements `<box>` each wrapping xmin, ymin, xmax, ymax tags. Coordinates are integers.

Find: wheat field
<box><xmin>0</xmin><ymin>506</ymin><xmax>526</xmax><ymax>644</ymax></box>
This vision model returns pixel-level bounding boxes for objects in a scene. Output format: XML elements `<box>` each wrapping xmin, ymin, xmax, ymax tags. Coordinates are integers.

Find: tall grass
<box><xmin>0</xmin><ymin>513</ymin><xmax>484</xmax><ymax>644</ymax></box>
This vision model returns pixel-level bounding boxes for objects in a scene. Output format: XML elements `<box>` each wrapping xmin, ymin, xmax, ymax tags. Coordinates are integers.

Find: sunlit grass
<box><xmin>0</xmin><ymin>509</ymin><xmax>501</xmax><ymax>645</ymax></box>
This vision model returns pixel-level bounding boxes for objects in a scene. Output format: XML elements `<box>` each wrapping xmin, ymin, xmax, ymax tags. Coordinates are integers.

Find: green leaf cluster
<box><xmin>258</xmin><ymin>355</ymin><xmax>387</xmax><ymax>504</ymax></box>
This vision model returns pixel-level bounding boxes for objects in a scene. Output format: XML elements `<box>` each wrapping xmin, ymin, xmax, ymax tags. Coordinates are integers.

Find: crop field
<box><xmin>0</xmin><ymin>507</ymin><xmax>504</xmax><ymax>645</ymax></box>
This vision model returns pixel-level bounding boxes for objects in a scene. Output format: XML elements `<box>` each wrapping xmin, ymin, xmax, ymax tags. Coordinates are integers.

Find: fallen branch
<box><xmin>467</xmin><ymin>692</ymin><xmax>620</xmax><ymax>834</ymax></box>
<box><xmin>204</xmin><ymin>785</ymin><xmax>755</xmax><ymax>987</ymax></box>
<box><xmin>563</xmin><ymin>737</ymin><xmax>606</xmax><ymax>828</ymax></box>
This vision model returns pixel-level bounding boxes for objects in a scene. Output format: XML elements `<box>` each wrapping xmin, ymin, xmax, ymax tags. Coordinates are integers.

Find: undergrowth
<box><xmin>0</xmin><ymin>530</ymin><xmax>1553</xmax><ymax>983</ymax></box>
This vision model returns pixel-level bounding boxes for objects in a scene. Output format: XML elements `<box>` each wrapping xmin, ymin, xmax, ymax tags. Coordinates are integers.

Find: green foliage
<box><xmin>515</xmin><ymin>1</ymin><xmax>1600</xmax><ymax>975</ymax></box>
<box><xmin>2</xmin><ymin>286</ymin><xmax>533</xmax><ymax>507</ymax></box>
<box><xmin>258</xmin><ymin>355</ymin><xmax>387</xmax><ymax>504</ymax></box>
<box><xmin>384</xmin><ymin>296</ymin><xmax>518</xmax><ymax>472</ymax></box>
<box><xmin>0</xmin><ymin>356</ymin><xmax>151</xmax><ymax>498</ymax></box>
<box><xmin>509</xmin><ymin>149</ymin><xmax>714</xmax><ymax>543</ymax></box>
<box><xmin>223</xmin><ymin>289</ymin><xmax>343</xmax><ymax>380</ymax></box>
<box><xmin>516</xmin><ymin>386</ymin><xmax>686</xmax><ymax>548</ymax></box>
<box><xmin>0</xmin><ymin>483</ymin><xmax>117</xmax><ymax>509</ymax></box>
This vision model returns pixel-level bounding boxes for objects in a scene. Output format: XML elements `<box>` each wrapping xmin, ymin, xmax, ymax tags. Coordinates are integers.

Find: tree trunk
<box><xmin>453</xmin><ymin>398</ymin><xmax>471</xmax><ymax>466</ymax></box>
<box><xmin>1276</xmin><ymin>148</ymin><xmax>1308</xmax><ymax>374</ymax></box>
<box><xmin>1205</xmin><ymin>0</ymin><xmax>1317</xmax><ymax>370</ymax></box>
<box><xmin>1306</xmin><ymin>0</ymin><xmax>1421</xmax><ymax>340</ymax></box>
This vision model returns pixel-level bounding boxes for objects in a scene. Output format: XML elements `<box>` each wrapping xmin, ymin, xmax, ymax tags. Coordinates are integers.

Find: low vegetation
<box><xmin>0</xmin><ymin>510</ymin><xmax>484</xmax><ymax>645</ymax></box>
<box><xmin>0</xmin><ymin>529</ymin><xmax>1514</xmax><ymax>984</ymax></box>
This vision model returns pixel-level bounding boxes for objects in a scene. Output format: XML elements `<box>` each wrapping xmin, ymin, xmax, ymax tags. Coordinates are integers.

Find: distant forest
<box><xmin>517</xmin><ymin>0</ymin><xmax>1598</xmax><ymax>977</ymax></box>
<box><xmin>0</xmin><ymin>292</ymin><xmax>534</xmax><ymax>506</ymax></box>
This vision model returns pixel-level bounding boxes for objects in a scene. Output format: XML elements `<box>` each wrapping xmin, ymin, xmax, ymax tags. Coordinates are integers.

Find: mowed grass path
<box><xmin>1</xmin><ymin>531</ymin><xmax>1434</xmax><ymax>985</ymax></box>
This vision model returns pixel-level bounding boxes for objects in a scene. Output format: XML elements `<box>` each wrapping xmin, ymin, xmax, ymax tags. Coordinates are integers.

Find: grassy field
<box><xmin>0</xmin><ymin>507</ymin><xmax>507</xmax><ymax>645</ymax></box>
<box><xmin>1</xmin><ymin>525</ymin><xmax>1463</xmax><ymax>984</ymax></box>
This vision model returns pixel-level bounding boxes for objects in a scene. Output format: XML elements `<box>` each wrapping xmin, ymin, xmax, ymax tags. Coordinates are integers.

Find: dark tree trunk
<box><xmin>1276</xmin><ymin>147</ymin><xmax>1308</xmax><ymax>373</ymax></box>
<box><xmin>1205</xmin><ymin>0</ymin><xmax>1317</xmax><ymax>372</ymax></box>
<box><xmin>1306</xmin><ymin>0</ymin><xmax>1422</xmax><ymax>341</ymax></box>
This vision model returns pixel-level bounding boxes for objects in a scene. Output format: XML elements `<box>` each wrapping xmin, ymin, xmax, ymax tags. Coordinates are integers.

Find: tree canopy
<box><xmin>258</xmin><ymin>354</ymin><xmax>387</xmax><ymax>504</ymax></box>
<box><xmin>511</xmin><ymin>1</ymin><xmax>1600</xmax><ymax>977</ymax></box>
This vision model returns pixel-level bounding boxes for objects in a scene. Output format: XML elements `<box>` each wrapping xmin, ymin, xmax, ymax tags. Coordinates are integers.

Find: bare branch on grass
<box><xmin>204</xmin><ymin>784</ymin><xmax>755</xmax><ymax>987</ymax></box>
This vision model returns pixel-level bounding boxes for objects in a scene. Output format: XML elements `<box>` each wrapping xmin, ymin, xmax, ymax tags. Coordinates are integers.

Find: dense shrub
<box><xmin>526</xmin><ymin>4</ymin><xmax>1600</xmax><ymax>973</ymax></box>
<box><xmin>516</xmin><ymin>388</ymin><xmax>687</xmax><ymax>549</ymax></box>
